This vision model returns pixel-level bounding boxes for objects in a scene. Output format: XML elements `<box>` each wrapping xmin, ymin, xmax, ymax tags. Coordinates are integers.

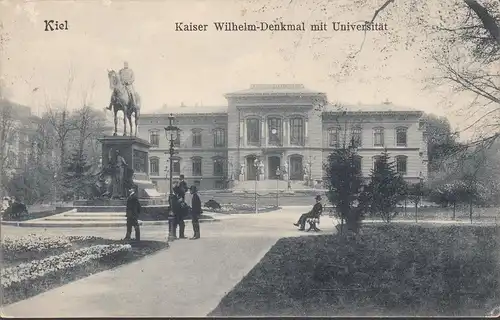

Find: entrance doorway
<box><xmin>289</xmin><ymin>155</ymin><xmax>303</xmax><ymax>180</ymax></box>
<box><xmin>246</xmin><ymin>156</ymin><xmax>257</xmax><ymax>180</ymax></box>
<box><xmin>268</xmin><ymin>156</ymin><xmax>281</xmax><ymax>179</ymax></box>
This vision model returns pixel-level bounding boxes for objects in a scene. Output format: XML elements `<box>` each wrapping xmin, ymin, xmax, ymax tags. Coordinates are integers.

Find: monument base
<box><xmin>98</xmin><ymin>135</ymin><xmax>159</xmax><ymax>199</ymax></box>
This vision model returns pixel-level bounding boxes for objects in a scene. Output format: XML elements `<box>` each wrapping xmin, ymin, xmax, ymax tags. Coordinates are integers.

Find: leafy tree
<box><xmin>62</xmin><ymin>149</ymin><xmax>94</xmax><ymax>200</ymax></box>
<box><xmin>324</xmin><ymin>142</ymin><xmax>364</xmax><ymax>234</ymax></box>
<box><xmin>367</xmin><ymin>150</ymin><xmax>406</xmax><ymax>223</ymax></box>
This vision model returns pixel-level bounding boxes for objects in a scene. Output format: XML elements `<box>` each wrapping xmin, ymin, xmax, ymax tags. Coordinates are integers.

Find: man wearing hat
<box><xmin>294</xmin><ymin>194</ymin><xmax>323</xmax><ymax>231</ymax></box>
<box><xmin>124</xmin><ymin>187</ymin><xmax>141</xmax><ymax>241</ymax></box>
<box><xmin>189</xmin><ymin>185</ymin><xmax>202</xmax><ymax>239</ymax></box>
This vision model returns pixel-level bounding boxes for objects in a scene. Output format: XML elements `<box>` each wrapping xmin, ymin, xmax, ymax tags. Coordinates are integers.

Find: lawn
<box><xmin>1</xmin><ymin>234</ymin><xmax>168</xmax><ymax>305</ymax></box>
<box><xmin>202</xmin><ymin>203</ymin><xmax>280</xmax><ymax>214</ymax></box>
<box><xmin>209</xmin><ymin>224</ymin><xmax>500</xmax><ymax>317</ymax></box>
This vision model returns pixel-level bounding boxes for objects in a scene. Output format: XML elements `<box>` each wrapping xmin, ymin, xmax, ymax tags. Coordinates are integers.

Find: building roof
<box><xmin>144</xmin><ymin>105</ymin><xmax>228</xmax><ymax>117</ymax></box>
<box><xmin>323</xmin><ymin>102</ymin><xmax>423</xmax><ymax>114</ymax></box>
<box><xmin>225</xmin><ymin>84</ymin><xmax>325</xmax><ymax>97</ymax></box>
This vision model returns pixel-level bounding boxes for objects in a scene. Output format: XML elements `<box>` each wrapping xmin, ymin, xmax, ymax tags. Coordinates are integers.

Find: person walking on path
<box><xmin>189</xmin><ymin>185</ymin><xmax>202</xmax><ymax>240</ymax></box>
<box><xmin>124</xmin><ymin>187</ymin><xmax>141</xmax><ymax>241</ymax></box>
<box><xmin>173</xmin><ymin>186</ymin><xmax>187</xmax><ymax>239</ymax></box>
<box><xmin>293</xmin><ymin>195</ymin><xmax>323</xmax><ymax>231</ymax></box>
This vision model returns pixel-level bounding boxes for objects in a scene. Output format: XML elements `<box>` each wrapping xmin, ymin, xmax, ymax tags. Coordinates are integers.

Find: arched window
<box><xmin>149</xmin><ymin>157</ymin><xmax>160</xmax><ymax>176</ymax></box>
<box><xmin>192</xmin><ymin>128</ymin><xmax>202</xmax><ymax>147</ymax></box>
<box><xmin>267</xmin><ymin>117</ymin><xmax>283</xmax><ymax>145</ymax></box>
<box><xmin>213</xmin><ymin>128</ymin><xmax>226</xmax><ymax>147</ymax></box>
<box><xmin>246</xmin><ymin>118</ymin><xmax>260</xmax><ymax>145</ymax></box>
<box><xmin>373</xmin><ymin>127</ymin><xmax>385</xmax><ymax>147</ymax></box>
<box><xmin>290</xmin><ymin>117</ymin><xmax>304</xmax><ymax>146</ymax></box>
<box><xmin>396</xmin><ymin>155</ymin><xmax>408</xmax><ymax>175</ymax></box>
<box><xmin>149</xmin><ymin>130</ymin><xmax>160</xmax><ymax>147</ymax></box>
<box><xmin>396</xmin><ymin>127</ymin><xmax>408</xmax><ymax>147</ymax></box>
<box><xmin>192</xmin><ymin>156</ymin><xmax>202</xmax><ymax>176</ymax></box>
<box><xmin>351</xmin><ymin>126</ymin><xmax>362</xmax><ymax>147</ymax></box>
<box><xmin>213</xmin><ymin>157</ymin><xmax>225</xmax><ymax>176</ymax></box>
<box><xmin>327</xmin><ymin>127</ymin><xmax>340</xmax><ymax>147</ymax></box>
<box><xmin>174</xmin><ymin>131</ymin><xmax>181</xmax><ymax>147</ymax></box>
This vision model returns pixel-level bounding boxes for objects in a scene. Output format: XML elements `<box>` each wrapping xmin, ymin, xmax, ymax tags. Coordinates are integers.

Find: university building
<box><xmin>138</xmin><ymin>84</ymin><xmax>428</xmax><ymax>192</ymax></box>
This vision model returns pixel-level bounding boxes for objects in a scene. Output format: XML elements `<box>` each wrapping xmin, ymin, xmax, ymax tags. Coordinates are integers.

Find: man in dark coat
<box><xmin>173</xmin><ymin>186</ymin><xmax>187</xmax><ymax>239</ymax></box>
<box><xmin>189</xmin><ymin>185</ymin><xmax>202</xmax><ymax>239</ymax></box>
<box><xmin>294</xmin><ymin>195</ymin><xmax>323</xmax><ymax>231</ymax></box>
<box><xmin>178</xmin><ymin>174</ymin><xmax>188</xmax><ymax>201</ymax></box>
<box><xmin>124</xmin><ymin>187</ymin><xmax>141</xmax><ymax>241</ymax></box>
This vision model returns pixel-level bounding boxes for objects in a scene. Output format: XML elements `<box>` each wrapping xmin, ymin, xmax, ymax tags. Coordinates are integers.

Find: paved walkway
<box><xmin>2</xmin><ymin>206</ymin><xmax>333</xmax><ymax>317</ymax></box>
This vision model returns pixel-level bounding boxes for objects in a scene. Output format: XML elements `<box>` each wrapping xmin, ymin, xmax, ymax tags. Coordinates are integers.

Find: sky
<box><xmin>0</xmin><ymin>0</ymin><xmax>477</xmax><ymax>136</ymax></box>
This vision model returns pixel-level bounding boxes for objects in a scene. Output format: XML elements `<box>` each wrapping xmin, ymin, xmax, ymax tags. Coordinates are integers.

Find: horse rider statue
<box><xmin>107</xmin><ymin>61</ymin><xmax>141</xmax><ymax>137</ymax></box>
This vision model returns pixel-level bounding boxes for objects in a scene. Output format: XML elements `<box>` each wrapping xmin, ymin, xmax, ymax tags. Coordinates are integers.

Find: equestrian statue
<box><xmin>107</xmin><ymin>61</ymin><xmax>141</xmax><ymax>136</ymax></box>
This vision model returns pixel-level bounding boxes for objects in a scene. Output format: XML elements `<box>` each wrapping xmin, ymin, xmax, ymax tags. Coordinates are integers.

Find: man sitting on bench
<box><xmin>293</xmin><ymin>195</ymin><xmax>323</xmax><ymax>231</ymax></box>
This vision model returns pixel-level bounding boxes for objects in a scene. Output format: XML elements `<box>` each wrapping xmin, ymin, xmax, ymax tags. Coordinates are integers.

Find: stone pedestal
<box><xmin>98</xmin><ymin>136</ymin><xmax>159</xmax><ymax>198</ymax></box>
<box><xmin>239</xmin><ymin>173</ymin><xmax>244</xmax><ymax>181</ymax></box>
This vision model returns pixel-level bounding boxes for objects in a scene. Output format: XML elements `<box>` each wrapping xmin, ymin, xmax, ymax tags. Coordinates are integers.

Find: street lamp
<box><xmin>164</xmin><ymin>113</ymin><xmax>180</xmax><ymax>241</ymax></box>
<box><xmin>276</xmin><ymin>166</ymin><xmax>282</xmax><ymax>207</ymax></box>
<box><xmin>253</xmin><ymin>158</ymin><xmax>260</xmax><ymax>214</ymax></box>
<box><xmin>417</xmin><ymin>171</ymin><xmax>424</xmax><ymax>223</ymax></box>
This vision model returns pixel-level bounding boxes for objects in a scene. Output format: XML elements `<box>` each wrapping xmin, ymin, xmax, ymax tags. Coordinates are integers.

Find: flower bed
<box><xmin>1</xmin><ymin>234</ymin><xmax>168</xmax><ymax>305</ymax></box>
<box><xmin>203</xmin><ymin>203</ymin><xmax>280</xmax><ymax>214</ymax></box>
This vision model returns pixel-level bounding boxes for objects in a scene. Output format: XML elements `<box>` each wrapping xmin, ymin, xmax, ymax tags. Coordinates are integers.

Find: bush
<box><xmin>204</xmin><ymin>199</ymin><xmax>221</xmax><ymax>210</ymax></box>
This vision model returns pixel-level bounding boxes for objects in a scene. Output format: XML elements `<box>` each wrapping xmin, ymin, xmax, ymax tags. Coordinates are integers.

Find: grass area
<box><xmin>2</xmin><ymin>236</ymin><xmax>168</xmax><ymax>305</ymax></box>
<box><xmin>209</xmin><ymin>224</ymin><xmax>500</xmax><ymax>317</ymax></box>
<box><xmin>2</xmin><ymin>207</ymin><xmax>74</xmax><ymax>221</ymax></box>
<box><xmin>204</xmin><ymin>204</ymin><xmax>280</xmax><ymax>214</ymax></box>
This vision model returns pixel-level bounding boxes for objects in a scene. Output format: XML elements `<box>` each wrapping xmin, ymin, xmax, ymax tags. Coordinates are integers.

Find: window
<box><xmin>373</xmin><ymin>127</ymin><xmax>384</xmax><ymax>147</ymax></box>
<box><xmin>192</xmin><ymin>157</ymin><xmax>202</xmax><ymax>176</ymax></box>
<box><xmin>418</xmin><ymin>119</ymin><xmax>426</xmax><ymax>130</ymax></box>
<box><xmin>290</xmin><ymin>117</ymin><xmax>304</xmax><ymax>145</ymax></box>
<box><xmin>373</xmin><ymin>155</ymin><xmax>383</xmax><ymax>171</ymax></box>
<box><xmin>149</xmin><ymin>157</ymin><xmax>160</xmax><ymax>176</ymax></box>
<box><xmin>353</xmin><ymin>155</ymin><xmax>362</xmax><ymax>173</ymax></box>
<box><xmin>351</xmin><ymin>126</ymin><xmax>362</xmax><ymax>147</ymax></box>
<box><xmin>396</xmin><ymin>155</ymin><xmax>408</xmax><ymax>175</ymax></box>
<box><xmin>268</xmin><ymin>117</ymin><xmax>282</xmax><ymax>145</ymax></box>
<box><xmin>328</xmin><ymin>127</ymin><xmax>340</xmax><ymax>147</ymax></box>
<box><xmin>396</xmin><ymin>127</ymin><xmax>408</xmax><ymax>147</ymax></box>
<box><xmin>214</xmin><ymin>128</ymin><xmax>226</xmax><ymax>147</ymax></box>
<box><xmin>172</xmin><ymin>157</ymin><xmax>181</xmax><ymax>175</ymax></box>
<box><xmin>174</xmin><ymin>132</ymin><xmax>181</xmax><ymax>147</ymax></box>
<box><xmin>213</xmin><ymin>158</ymin><xmax>225</xmax><ymax>176</ymax></box>
<box><xmin>149</xmin><ymin>130</ymin><xmax>159</xmax><ymax>147</ymax></box>
<box><xmin>246</xmin><ymin>118</ymin><xmax>260</xmax><ymax>145</ymax></box>
<box><xmin>192</xmin><ymin>129</ymin><xmax>202</xmax><ymax>147</ymax></box>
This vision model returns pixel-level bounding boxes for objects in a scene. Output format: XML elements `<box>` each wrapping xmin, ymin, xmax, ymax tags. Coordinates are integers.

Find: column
<box><xmin>287</xmin><ymin>119</ymin><xmax>291</xmax><ymax>145</ymax></box>
<box><xmin>264</xmin><ymin>117</ymin><xmax>268</xmax><ymax>147</ymax></box>
<box><xmin>304</xmin><ymin>118</ymin><xmax>308</xmax><ymax>145</ymax></box>
<box><xmin>261</xmin><ymin>117</ymin><xmax>265</xmax><ymax>146</ymax></box>
<box><xmin>239</xmin><ymin>120</ymin><xmax>244</xmax><ymax>147</ymax></box>
<box><xmin>243</xmin><ymin>119</ymin><xmax>247</xmax><ymax>147</ymax></box>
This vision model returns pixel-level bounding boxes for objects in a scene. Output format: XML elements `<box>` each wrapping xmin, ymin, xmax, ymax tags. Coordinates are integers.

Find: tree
<box><xmin>0</xmin><ymin>101</ymin><xmax>17</xmax><ymax>198</ymax></box>
<box><xmin>62</xmin><ymin>149</ymin><xmax>94</xmax><ymax>200</ymax></box>
<box><xmin>367</xmin><ymin>150</ymin><xmax>407</xmax><ymax>223</ymax></box>
<box><xmin>324</xmin><ymin>141</ymin><xmax>364</xmax><ymax>234</ymax></box>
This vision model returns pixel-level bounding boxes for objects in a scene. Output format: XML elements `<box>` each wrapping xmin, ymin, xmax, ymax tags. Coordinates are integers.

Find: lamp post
<box><xmin>164</xmin><ymin>114</ymin><xmax>180</xmax><ymax>242</ymax></box>
<box><xmin>253</xmin><ymin>158</ymin><xmax>260</xmax><ymax>214</ymax></box>
<box><xmin>417</xmin><ymin>171</ymin><xmax>424</xmax><ymax>223</ymax></box>
<box><xmin>276</xmin><ymin>167</ymin><xmax>282</xmax><ymax>207</ymax></box>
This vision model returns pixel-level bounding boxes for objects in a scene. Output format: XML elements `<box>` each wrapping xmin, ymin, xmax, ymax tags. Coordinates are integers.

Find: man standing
<box><xmin>189</xmin><ymin>185</ymin><xmax>202</xmax><ymax>240</ymax></box>
<box><xmin>294</xmin><ymin>195</ymin><xmax>323</xmax><ymax>231</ymax></box>
<box><xmin>119</xmin><ymin>61</ymin><xmax>135</xmax><ymax>107</ymax></box>
<box><xmin>124</xmin><ymin>187</ymin><xmax>141</xmax><ymax>241</ymax></box>
<box><xmin>173</xmin><ymin>186</ymin><xmax>187</xmax><ymax>239</ymax></box>
<box><xmin>178</xmin><ymin>174</ymin><xmax>188</xmax><ymax>201</ymax></box>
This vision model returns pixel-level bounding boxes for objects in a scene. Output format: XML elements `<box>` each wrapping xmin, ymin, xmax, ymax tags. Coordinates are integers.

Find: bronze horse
<box><xmin>107</xmin><ymin>70</ymin><xmax>141</xmax><ymax>136</ymax></box>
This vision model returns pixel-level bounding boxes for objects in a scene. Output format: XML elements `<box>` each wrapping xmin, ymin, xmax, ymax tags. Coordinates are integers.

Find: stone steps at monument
<box><xmin>44</xmin><ymin>216</ymin><xmax>126</xmax><ymax>221</ymax></box>
<box><xmin>64</xmin><ymin>212</ymin><xmax>125</xmax><ymax>217</ymax></box>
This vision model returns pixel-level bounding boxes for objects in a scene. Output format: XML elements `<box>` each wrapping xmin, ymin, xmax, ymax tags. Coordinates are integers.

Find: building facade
<box><xmin>138</xmin><ymin>84</ymin><xmax>428</xmax><ymax>192</ymax></box>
